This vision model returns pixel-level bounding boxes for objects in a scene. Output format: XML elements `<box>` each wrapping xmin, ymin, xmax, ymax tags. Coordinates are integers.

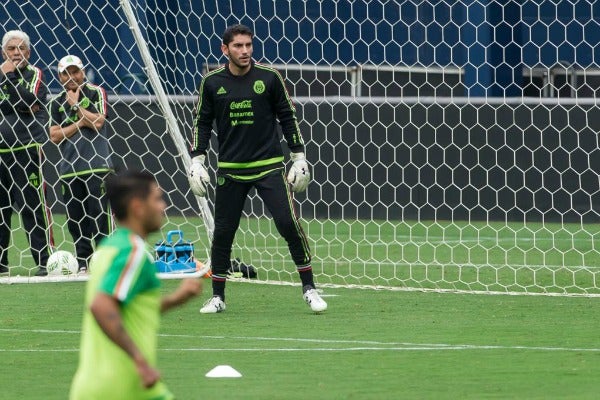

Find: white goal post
<box><xmin>119</xmin><ymin>0</ymin><xmax>214</xmax><ymax>242</ymax></box>
<box><xmin>2</xmin><ymin>1</ymin><xmax>600</xmax><ymax>297</ymax></box>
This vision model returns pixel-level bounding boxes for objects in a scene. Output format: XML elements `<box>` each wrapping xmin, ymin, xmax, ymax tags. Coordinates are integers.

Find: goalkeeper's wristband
<box><xmin>290</xmin><ymin>152</ymin><xmax>305</xmax><ymax>162</ymax></box>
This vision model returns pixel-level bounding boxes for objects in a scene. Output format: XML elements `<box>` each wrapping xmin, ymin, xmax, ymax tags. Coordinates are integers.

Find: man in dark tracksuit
<box><xmin>49</xmin><ymin>55</ymin><xmax>113</xmax><ymax>273</ymax></box>
<box><xmin>0</xmin><ymin>30</ymin><xmax>52</xmax><ymax>276</ymax></box>
<box><xmin>188</xmin><ymin>24</ymin><xmax>327</xmax><ymax>313</ymax></box>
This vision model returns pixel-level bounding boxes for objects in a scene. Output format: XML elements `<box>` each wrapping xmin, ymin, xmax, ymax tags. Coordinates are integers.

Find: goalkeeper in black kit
<box><xmin>188</xmin><ymin>24</ymin><xmax>327</xmax><ymax>314</ymax></box>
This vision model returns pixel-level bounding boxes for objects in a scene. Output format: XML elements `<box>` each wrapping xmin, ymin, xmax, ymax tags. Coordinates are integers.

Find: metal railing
<box><xmin>203</xmin><ymin>63</ymin><xmax>465</xmax><ymax>98</ymax></box>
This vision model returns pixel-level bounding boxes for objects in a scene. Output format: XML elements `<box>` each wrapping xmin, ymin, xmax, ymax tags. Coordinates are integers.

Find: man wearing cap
<box><xmin>49</xmin><ymin>54</ymin><xmax>113</xmax><ymax>273</ymax></box>
<box><xmin>0</xmin><ymin>30</ymin><xmax>53</xmax><ymax>276</ymax></box>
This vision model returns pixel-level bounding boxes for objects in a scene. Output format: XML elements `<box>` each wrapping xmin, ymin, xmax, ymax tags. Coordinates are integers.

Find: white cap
<box><xmin>57</xmin><ymin>55</ymin><xmax>84</xmax><ymax>73</ymax></box>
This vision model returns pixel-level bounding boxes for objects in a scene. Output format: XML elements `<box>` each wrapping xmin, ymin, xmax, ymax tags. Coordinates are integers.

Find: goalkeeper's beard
<box><xmin>229</xmin><ymin>56</ymin><xmax>250</xmax><ymax>71</ymax></box>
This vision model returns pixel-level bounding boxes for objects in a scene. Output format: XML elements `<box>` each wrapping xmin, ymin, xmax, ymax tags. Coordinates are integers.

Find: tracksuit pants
<box><xmin>210</xmin><ymin>169</ymin><xmax>312</xmax><ymax>276</ymax></box>
<box><xmin>61</xmin><ymin>173</ymin><xmax>112</xmax><ymax>269</ymax></box>
<box><xmin>0</xmin><ymin>145</ymin><xmax>52</xmax><ymax>268</ymax></box>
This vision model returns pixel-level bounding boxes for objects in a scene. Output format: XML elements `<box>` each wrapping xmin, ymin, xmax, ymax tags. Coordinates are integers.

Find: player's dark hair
<box><xmin>105</xmin><ymin>170</ymin><xmax>156</xmax><ymax>221</ymax></box>
<box><xmin>222</xmin><ymin>24</ymin><xmax>253</xmax><ymax>45</ymax></box>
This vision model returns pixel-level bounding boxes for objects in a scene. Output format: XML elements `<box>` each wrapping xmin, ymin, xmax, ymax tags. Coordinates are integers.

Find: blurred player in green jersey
<box><xmin>70</xmin><ymin>170</ymin><xmax>202</xmax><ymax>400</ymax></box>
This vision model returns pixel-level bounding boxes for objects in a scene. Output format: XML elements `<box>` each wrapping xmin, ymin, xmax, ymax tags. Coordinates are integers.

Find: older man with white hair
<box><xmin>0</xmin><ymin>30</ymin><xmax>52</xmax><ymax>277</ymax></box>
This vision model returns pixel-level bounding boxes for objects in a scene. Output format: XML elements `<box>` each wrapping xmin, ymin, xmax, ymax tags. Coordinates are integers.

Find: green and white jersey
<box><xmin>70</xmin><ymin>228</ymin><xmax>173</xmax><ymax>400</ymax></box>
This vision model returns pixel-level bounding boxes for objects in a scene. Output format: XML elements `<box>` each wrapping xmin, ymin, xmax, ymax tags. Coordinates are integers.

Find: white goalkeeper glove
<box><xmin>286</xmin><ymin>152</ymin><xmax>310</xmax><ymax>193</ymax></box>
<box><xmin>188</xmin><ymin>155</ymin><xmax>210</xmax><ymax>197</ymax></box>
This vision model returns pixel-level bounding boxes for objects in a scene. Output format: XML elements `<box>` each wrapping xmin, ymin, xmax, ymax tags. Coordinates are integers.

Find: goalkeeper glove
<box><xmin>188</xmin><ymin>155</ymin><xmax>210</xmax><ymax>197</ymax></box>
<box><xmin>286</xmin><ymin>152</ymin><xmax>310</xmax><ymax>192</ymax></box>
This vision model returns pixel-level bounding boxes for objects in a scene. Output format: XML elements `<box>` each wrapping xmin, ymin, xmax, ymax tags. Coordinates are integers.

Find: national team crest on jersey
<box><xmin>28</xmin><ymin>172</ymin><xmax>40</xmax><ymax>188</ymax></box>
<box><xmin>253</xmin><ymin>80</ymin><xmax>265</xmax><ymax>94</ymax></box>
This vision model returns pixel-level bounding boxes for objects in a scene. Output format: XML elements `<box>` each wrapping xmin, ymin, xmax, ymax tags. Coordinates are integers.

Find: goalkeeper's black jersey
<box><xmin>191</xmin><ymin>61</ymin><xmax>304</xmax><ymax>175</ymax></box>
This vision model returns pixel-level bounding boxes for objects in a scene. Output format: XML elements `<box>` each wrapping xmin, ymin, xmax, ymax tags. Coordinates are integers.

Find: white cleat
<box><xmin>303</xmin><ymin>288</ymin><xmax>327</xmax><ymax>313</ymax></box>
<box><xmin>199</xmin><ymin>296</ymin><xmax>226</xmax><ymax>314</ymax></box>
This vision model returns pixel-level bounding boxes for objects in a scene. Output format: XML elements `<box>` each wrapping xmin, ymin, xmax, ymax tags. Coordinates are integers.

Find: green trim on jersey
<box><xmin>255</xmin><ymin>63</ymin><xmax>303</xmax><ymax>146</ymax></box>
<box><xmin>85</xmin><ymin>83</ymin><xmax>107</xmax><ymax>115</ymax></box>
<box><xmin>0</xmin><ymin>143</ymin><xmax>40</xmax><ymax>152</ymax></box>
<box><xmin>254</xmin><ymin>63</ymin><xmax>296</xmax><ymax>111</ymax></box>
<box><xmin>218</xmin><ymin>156</ymin><xmax>284</xmax><ymax>170</ymax></box>
<box><xmin>227</xmin><ymin>167</ymin><xmax>283</xmax><ymax>181</ymax></box>
<box><xmin>96</xmin><ymin>230</ymin><xmax>160</xmax><ymax>303</ymax></box>
<box><xmin>60</xmin><ymin>167</ymin><xmax>113</xmax><ymax>180</ymax></box>
<box><xmin>105</xmin><ymin>200</ymin><xmax>114</xmax><ymax>236</ymax></box>
<box><xmin>280</xmin><ymin>170</ymin><xmax>311</xmax><ymax>263</ymax></box>
<box><xmin>193</xmin><ymin>66</ymin><xmax>226</xmax><ymax>150</ymax></box>
<box><xmin>34</xmin><ymin>155</ymin><xmax>52</xmax><ymax>258</ymax></box>
<box><xmin>25</xmin><ymin>64</ymin><xmax>43</xmax><ymax>93</ymax></box>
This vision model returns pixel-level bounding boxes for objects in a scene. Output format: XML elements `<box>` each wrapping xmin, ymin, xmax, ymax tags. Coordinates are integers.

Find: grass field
<box><xmin>4</xmin><ymin>214</ymin><xmax>600</xmax><ymax>294</ymax></box>
<box><xmin>2</xmin><ymin>280</ymin><xmax>600</xmax><ymax>399</ymax></box>
<box><xmin>3</xmin><ymin>215</ymin><xmax>600</xmax><ymax>397</ymax></box>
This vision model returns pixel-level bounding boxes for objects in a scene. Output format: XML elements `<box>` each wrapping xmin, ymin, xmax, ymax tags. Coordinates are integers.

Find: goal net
<box><xmin>2</xmin><ymin>1</ymin><xmax>600</xmax><ymax>296</ymax></box>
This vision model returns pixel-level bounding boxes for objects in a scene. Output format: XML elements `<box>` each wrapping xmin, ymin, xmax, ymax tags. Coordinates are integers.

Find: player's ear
<box><xmin>221</xmin><ymin>43</ymin><xmax>228</xmax><ymax>57</ymax></box>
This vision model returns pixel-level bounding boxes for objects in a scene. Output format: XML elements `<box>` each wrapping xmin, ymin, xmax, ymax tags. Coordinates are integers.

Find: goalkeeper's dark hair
<box><xmin>222</xmin><ymin>24</ymin><xmax>253</xmax><ymax>45</ymax></box>
<box><xmin>105</xmin><ymin>170</ymin><xmax>156</xmax><ymax>221</ymax></box>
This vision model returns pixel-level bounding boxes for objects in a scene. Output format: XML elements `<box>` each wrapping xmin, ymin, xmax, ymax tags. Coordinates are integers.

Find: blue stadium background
<box><xmin>1</xmin><ymin>0</ymin><xmax>599</xmax><ymax>96</ymax></box>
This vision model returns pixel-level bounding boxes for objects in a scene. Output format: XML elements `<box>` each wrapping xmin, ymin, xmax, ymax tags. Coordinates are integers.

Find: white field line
<box><xmin>238</xmin><ymin>279</ymin><xmax>600</xmax><ymax>298</ymax></box>
<box><xmin>1</xmin><ymin>328</ymin><xmax>599</xmax><ymax>353</ymax></box>
<box><xmin>260</xmin><ymin>234</ymin><xmax>593</xmax><ymax>247</ymax></box>
<box><xmin>225</xmin><ymin>257</ymin><xmax>600</xmax><ymax>270</ymax></box>
<box><xmin>4</xmin><ymin>346</ymin><xmax>600</xmax><ymax>352</ymax></box>
<box><xmin>158</xmin><ymin>346</ymin><xmax>600</xmax><ymax>352</ymax></box>
<box><xmin>260</xmin><ymin>238</ymin><xmax>588</xmax><ymax>252</ymax></box>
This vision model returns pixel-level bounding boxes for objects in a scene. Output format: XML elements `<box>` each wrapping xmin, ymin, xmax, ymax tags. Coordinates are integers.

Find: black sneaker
<box><xmin>77</xmin><ymin>266</ymin><xmax>88</xmax><ymax>274</ymax></box>
<box><xmin>228</xmin><ymin>258</ymin><xmax>257</xmax><ymax>278</ymax></box>
<box><xmin>35</xmin><ymin>267</ymin><xmax>48</xmax><ymax>277</ymax></box>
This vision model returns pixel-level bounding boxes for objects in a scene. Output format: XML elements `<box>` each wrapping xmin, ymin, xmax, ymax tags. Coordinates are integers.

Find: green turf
<box><xmin>2</xmin><ymin>280</ymin><xmax>600</xmax><ymax>399</ymax></box>
<box><xmin>6</xmin><ymin>214</ymin><xmax>600</xmax><ymax>294</ymax></box>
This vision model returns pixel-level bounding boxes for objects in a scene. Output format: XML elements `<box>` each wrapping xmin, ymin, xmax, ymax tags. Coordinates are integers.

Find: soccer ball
<box><xmin>46</xmin><ymin>251</ymin><xmax>79</xmax><ymax>276</ymax></box>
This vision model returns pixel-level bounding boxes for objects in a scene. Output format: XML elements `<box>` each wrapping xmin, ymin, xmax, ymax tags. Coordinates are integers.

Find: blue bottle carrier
<box><xmin>154</xmin><ymin>230</ymin><xmax>196</xmax><ymax>273</ymax></box>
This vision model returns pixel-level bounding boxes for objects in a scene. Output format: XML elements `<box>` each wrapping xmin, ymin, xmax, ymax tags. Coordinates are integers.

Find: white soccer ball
<box><xmin>47</xmin><ymin>251</ymin><xmax>79</xmax><ymax>276</ymax></box>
